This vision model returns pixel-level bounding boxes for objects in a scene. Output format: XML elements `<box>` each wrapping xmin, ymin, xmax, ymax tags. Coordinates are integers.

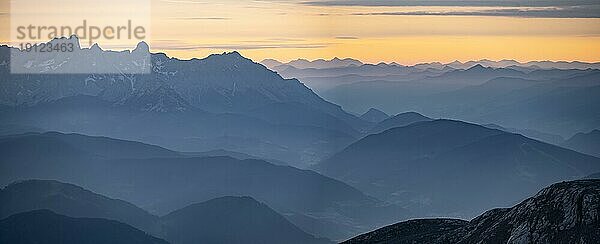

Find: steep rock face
<box><xmin>443</xmin><ymin>180</ymin><xmax>600</xmax><ymax>244</ymax></box>
<box><xmin>344</xmin><ymin>180</ymin><xmax>600</xmax><ymax>244</ymax></box>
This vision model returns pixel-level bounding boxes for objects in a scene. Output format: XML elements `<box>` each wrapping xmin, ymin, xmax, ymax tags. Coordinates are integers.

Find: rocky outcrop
<box><xmin>344</xmin><ymin>180</ymin><xmax>600</xmax><ymax>244</ymax></box>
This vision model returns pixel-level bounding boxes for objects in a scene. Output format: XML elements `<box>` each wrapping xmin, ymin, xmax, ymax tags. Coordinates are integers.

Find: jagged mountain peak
<box><xmin>133</xmin><ymin>41</ymin><xmax>150</xmax><ymax>53</ymax></box>
<box><xmin>466</xmin><ymin>63</ymin><xmax>487</xmax><ymax>71</ymax></box>
<box><xmin>47</xmin><ymin>35</ymin><xmax>82</xmax><ymax>49</ymax></box>
<box><xmin>206</xmin><ymin>51</ymin><xmax>246</xmax><ymax>61</ymax></box>
<box><xmin>360</xmin><ymin>108</ymin><xmax>389</xmax><ymax>123</ymax></box>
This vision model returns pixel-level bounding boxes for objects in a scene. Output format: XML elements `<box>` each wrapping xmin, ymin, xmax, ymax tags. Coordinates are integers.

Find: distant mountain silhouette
<box><xmin>425</xmin><ymin>73</ymin><xmax>600</xmax><ymax>137</ymax></box>
<box><xmin>367</xmin><ymin>112</ymin><xmax>432</xmax><ymax>134</ymax></box>
<box><xmin>483</xmin><ymin>123</ymin><xmax>564</xmax><ymax>145</ymax></box>
<box><xmin>262</xmin><ymin>58</ymin><xmax>362</xmax><ymax>70</ymax></box>
<box><xmin>182</xmin><ymin>149</ymin><xmax>288</xmax><ymax>165</ymax></box>
<box><xmin>161</xmin><ymin>196</ymin><xmax>332</xmax><ymax>244</ymax></box>
<box><xmin>322</xmin><ymin>69</ymin><xmax>600</xmax><ymax>137</ymax></box>
<box><xmin>302</xmin><ymin>60</ymin><xmax>599</xmax><ymax>138</ymax></box>
<box><xmin>586</xmin><ymin>172</ymin><xmax>600</xmax><ymax>179</ymax></box>
<box><xmin>359</xmin><ymin>108</ymin><xmax>389</xmax><ymax>123</ymax></box>
<box><xmin>317</xmin><ymin>65</ymin><xmax>531</xmax><ymax>114</ymax></box>
<box><xmin>562</xmin><ymin>130</ymin><xmax>600</xmax><ymax>157</ymax></box>
<box><xmin>433</xmin><ymin>64</ymin><xmax>527</xmax><ymax>85</ymax></box>
<box><xmin>420</xmin><ymin>59</ymin><xmax>600</xmax><ymax>70</ymax></box>
<box><xmin>260</xmin><ymin>59</ymin><xmax>285</xmax><ymax>69</ymax></box>
<box><xmin>0</xmin><ymin>210</ymin><xmax>168</xmax><ymax>244</ymax></box>
<box><xmin>344</xmin><ymin>180</ymin><xmax>600</xmax><ymax>243</ymax></box>
<box><xmin>318</xmin><ymin>120</ymin><xmax>600</xmax><ymax>217</ymax></box>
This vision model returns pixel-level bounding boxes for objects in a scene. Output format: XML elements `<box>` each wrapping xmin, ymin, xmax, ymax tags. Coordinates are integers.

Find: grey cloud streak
<box><xmin>152</xmin><ymin>42</ymin><xmax>333</xmax><ymax>51</ymax></box>
<box><xmin>302</xmin><ymin>0</ymin><xmax>600</xmax><ymax>7</ymax></box>
<box><xmin>351</xmin><ymin>6</ymin><xmax>600</xmax><ymax>18</ymax></box>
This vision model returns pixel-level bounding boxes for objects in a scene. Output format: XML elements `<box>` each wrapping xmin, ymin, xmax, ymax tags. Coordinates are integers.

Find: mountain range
<box><xmin>0</xmin><ymin>131</ymin><xmax>407</xmax><ymax>241</ymax></box>
<box><xmin>344</xmin><ymin>180</ymin><xmax>600</xmax><ymax>243</ymax></box>
<box><xmin>264</xmin><ymin>57</ymin><xmax>600</xmax><ymax>140</ymax></box>
<box><xmin>0</xmin><ymin>36</ymin><xmax>370</xmax><ymax>168</ymax></box>
<box><xmin>263</xmin><ymin>58</ymin><xmax>600</xmax><ymax>72</ymax></box>
<box><xmin>2</xmin><ymin>37</ymin><xmax>598</xmax><ymax>243</ymax></box>
<box><xmin>261</xmin><ymin>58</ymin><xmax>363</xmax><ymax>70</ymax></box>
<box><xmin>0</xmin><ymin>180</ymin><xmax>330</xmax><ymax>244</ymax></box>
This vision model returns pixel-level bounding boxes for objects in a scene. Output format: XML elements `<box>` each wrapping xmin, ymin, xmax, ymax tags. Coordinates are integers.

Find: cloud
<box><xmin>161</xmin><ymin>0</ymin><xmax>208</xmax><ymax>4</ymax></box>
<box><xmin>152</xmin><ymin>41</ymin><xmax>333</xmax><ymax>51</ymax></box>
<box><xmin>236</xmin><ymin>38</ymin><xmax>309</xmax><ymax>44</ymax></box>
<box><xmin>302</xmin><ymin>0</ymin><xmax>600</xmax><ymax>7</ymax></box>
<box><xmin>352</xmin><ymin>6</ymin><xmax>600</xmax><ymax>18</ymax></box>
<box><xmin>335</xmin><ymin>36</ymin><xmax>359</xmax><ymax>39</ymax></box>
<box><xmin>170</xmin><ymin>17</ymin><xmax>231</xmax><ymax>20</ymax></box>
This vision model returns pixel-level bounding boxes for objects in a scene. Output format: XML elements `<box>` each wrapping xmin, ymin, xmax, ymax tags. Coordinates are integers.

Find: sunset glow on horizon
<box><xmin>1</xmin><ymin>0</ymin><xmax>600</xmax><ymax>64</ymax></box>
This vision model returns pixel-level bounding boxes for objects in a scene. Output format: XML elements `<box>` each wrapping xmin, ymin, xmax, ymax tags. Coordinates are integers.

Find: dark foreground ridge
<box><xmin>0</xmin><ymin>209</ymin><xmax>168</xmax><ymax>244</ymax></box>
<box><xmin>343</xmin><ymin>180</ymin><xmax>600</xmax><ymax>243</ymax></box>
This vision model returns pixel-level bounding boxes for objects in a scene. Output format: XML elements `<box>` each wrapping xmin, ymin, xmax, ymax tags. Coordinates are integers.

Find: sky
<box><xmin>1</xmin><ymin>0</ymin><xmax>600</xmax><ymax>64</ymax></box>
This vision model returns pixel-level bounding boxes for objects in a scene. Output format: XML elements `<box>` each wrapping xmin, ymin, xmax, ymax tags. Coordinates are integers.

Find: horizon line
<box><xmin>2</xmin><ymin>36</ymin><xmax>600</xmax><ymax>67</ymax></box>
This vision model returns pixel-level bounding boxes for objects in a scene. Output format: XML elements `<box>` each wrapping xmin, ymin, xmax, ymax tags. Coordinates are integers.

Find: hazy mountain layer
<box><xmin>0</xmin><ymin>180</ymin><xmax>160</xmax><ymax>234</ymax></box>
<box><xmin>563</xmin><ymin>129</ymin><xmax>600</xmax><ymax>157</ymax></box>
<box><xmin>318</xmin><ymin>120</ymin><xmax>600</xmax><ymax>217</ymax></box>
<box><xmin>359</xmin><ymin>108</ymin><xmax>389</xmax><ymax>123</ymax></box>
<box><xmin>0</xmin><ymin>180</ymin><xmax>334</xmax><ymax>243</ymax></box>
<box><xmin>274</xmin><ymin>57</ymin><xmax>600</xmax><ymax>138</ymax></box>
<box><xmin>0</xmin><ymin>132</ymin><xmax>406</xmax><ymax>240</ymax></box>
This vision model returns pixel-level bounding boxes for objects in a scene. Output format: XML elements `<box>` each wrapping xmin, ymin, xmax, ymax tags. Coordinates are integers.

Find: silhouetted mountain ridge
<box><xmin>562</xmin><ymin>129</ymin><xmax>600</xmax><ymax>157</ymax></box>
